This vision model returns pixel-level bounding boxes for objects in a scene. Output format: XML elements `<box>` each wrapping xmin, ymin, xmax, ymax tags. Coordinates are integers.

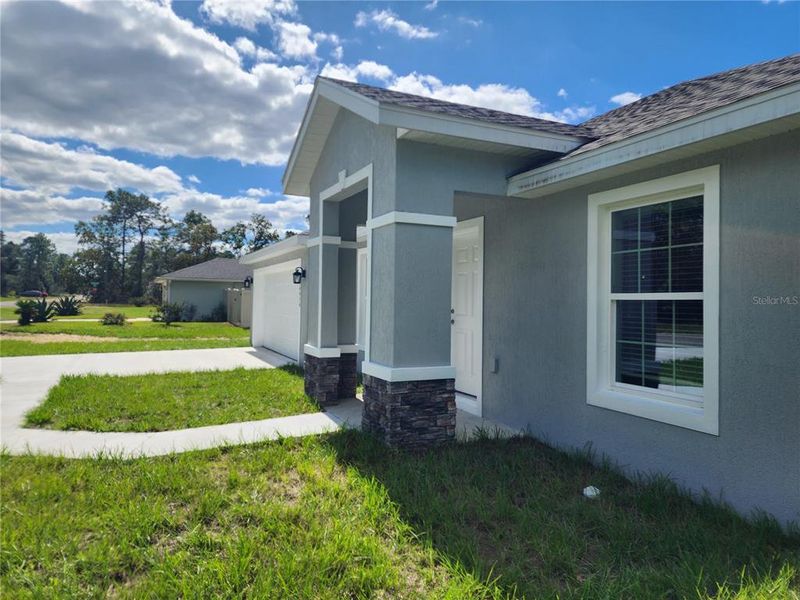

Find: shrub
<box><xmin>182</xmin><ymin>303</ymin><xmax>197</xmax><ymax>322</ymax></box>
<box><xmin>14</xmin><ymin>300</ymin><xmax>36</xmax><ymax>325</ymax></box>
<box><xmin>52</xmin><ymin>295</ymin><xmax>82</xmax><ymax>316</ymax></box>
<box><xmin>32</xmin><ymin>298</ymin><xmax>55</xmax><ymax>323</ymax></box>
<box><xmin>101</xmin><ymin>313</ymin><xmax>127</xmax><ymax>326</ymax></box>
<box><xmin>200</xmin><ymin>302</ymin><xmax>228</xmax><ymax>323</ymax></box>
<box><xmin>128</xmin><ymin>296</ymin><xmax>148</xmax><ymax>307</ymax></box>
<box><xmin>151</xmin><ymin>301</ymin><xmax>196</xmax><ymax>325</ymax></box>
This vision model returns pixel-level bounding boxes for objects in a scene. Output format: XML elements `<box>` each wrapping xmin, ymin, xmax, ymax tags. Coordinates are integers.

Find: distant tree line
<box><xmin>1</xmin><ymin>188</ymin><xmax>292</xmax><ymax>302</ymax></box>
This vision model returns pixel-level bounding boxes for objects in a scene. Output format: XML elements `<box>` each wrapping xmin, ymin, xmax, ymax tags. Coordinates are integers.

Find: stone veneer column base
<box><xmin>337</xmin><ymin>353</ymin><xmax>358</xmax><ymax>400</ymax></box>
<box><xmin>304</xmin><ymin>353</ymin><xmax>358</xmax><ymax>405</ymax></box>
<box><xmin>304</xmin><ymin>354</ymin><xmax>340</xmax><ymax>405</ymax></box>
<box><xmin>361</xmin><ymin>374</ymin><xmax>456</xmax><ymax>449</ymax></box>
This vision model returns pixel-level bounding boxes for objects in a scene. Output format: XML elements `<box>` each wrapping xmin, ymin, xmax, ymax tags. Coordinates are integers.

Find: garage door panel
<box><xmin>256</xmin><ymin>263</ymin><xmax>301</xmax><ymax>360</ymax></box>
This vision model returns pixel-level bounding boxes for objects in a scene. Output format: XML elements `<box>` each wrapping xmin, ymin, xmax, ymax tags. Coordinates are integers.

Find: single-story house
<box><xmin>242</xmin><ymin>54</ymin><xmax>799</xmax><ymax>524</ymax></box>
<box><xmin>155</xmin><ymin>257</ymin><xmax>253</xmax><ymax>321</ymax></box>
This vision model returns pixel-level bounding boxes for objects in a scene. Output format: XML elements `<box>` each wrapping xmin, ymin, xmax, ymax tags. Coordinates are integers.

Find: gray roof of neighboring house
<box><xmin>321</xmin><ymin>53</ymin><xmax>800</xmax><ymax>157</ymax></box>
<box><xmin>319</xmin><ymin>77</ymin><xmax>595</xmax><ymax>138</ymax></box>
<box><xmin>158</xmin><ymin>258</ymin><xmax>253</xmax><ymax>282</ymax></box>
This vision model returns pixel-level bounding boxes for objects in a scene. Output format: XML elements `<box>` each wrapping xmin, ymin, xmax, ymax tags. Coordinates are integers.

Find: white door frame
<box><xmin>452</xmin><ymin>216</ymin><xmax>484</xmax><ymax>417</ymax></box>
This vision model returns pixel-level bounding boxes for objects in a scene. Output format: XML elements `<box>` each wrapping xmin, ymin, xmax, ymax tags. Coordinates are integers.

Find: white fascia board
<box><xmin>316</xmin><ymin>79</ymin><xmax>381</xmax><ymax>123</ymax></box>
<box><xmin>380</xmin><ymin>104</ymin><xmax>585</xmax><ymax>154</ymax></box>
<box><xmin>508</xmin><ymin>82</ymin><xmax>800</xmax><ymax>197</ymax></box>
<box><xmin>239</xmin><ymin>235</ymin><xmax>307</xmax><ymax>266</ymax></box>
<box><xmin>282</xmin><ymin>86</ymin><xmax>321</xmax><ymax>195</ymax></box>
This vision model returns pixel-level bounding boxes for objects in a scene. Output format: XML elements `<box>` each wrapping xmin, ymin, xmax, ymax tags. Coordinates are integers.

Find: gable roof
<box><xmin>573</xmin><ymin>53</ymin><xmax>800</xmax><ymax>156</ymax></box>
<box><xmin>157</xmin><ymin>258</ymin><xmax>253</xmax><ymax>282</ymax></box>
<box><xmin>284</xmin><ymin>54</ymin><xmax>800</xmax><ymax>197</ymax></box>
<box><xmin>318</xmin><ymin>77</ymin><xmax>595</xmax><ymax>139</ymax></box>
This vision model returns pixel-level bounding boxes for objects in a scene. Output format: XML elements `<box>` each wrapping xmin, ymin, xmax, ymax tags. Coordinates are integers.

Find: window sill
<box><xmin>588</xmin><ymin>386</ymin><xmax>718</xmax><ymax>435</ymax></box>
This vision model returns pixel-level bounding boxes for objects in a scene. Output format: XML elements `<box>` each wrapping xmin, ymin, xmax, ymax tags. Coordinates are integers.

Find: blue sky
<box><xmin>1</xmin><ymin>0</ymin><xmax>797</xmax><ymax>252</ymax></box>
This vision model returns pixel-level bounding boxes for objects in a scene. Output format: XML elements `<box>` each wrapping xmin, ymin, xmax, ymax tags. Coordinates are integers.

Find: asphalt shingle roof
<box><xmin>319</xmin><ymin>76</ymin><xmax>594</xmax><ymax>138</ymax></box>
<box><xmin>573</xmin><ymin>53</ymin><xmax>800</xmax><ymax>156</ymax></box>
<box><xmin>159</xmin><ymin>258</ymin><xmax>253</xmax><ymax>282</ymax></box>
<box><xmin>321</xmin><ymin>53</ymin><xmax>800</xmax><ymax>157</ymax></box>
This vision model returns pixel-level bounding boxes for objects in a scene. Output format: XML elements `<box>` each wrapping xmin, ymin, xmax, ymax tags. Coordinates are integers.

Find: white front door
<box><xmin>451</xmin><ymin>217</ymin><xmax>483</xmax><ymax>414</ymax></box>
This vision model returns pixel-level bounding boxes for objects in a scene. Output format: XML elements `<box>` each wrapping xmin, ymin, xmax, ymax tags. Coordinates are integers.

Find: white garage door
<box><xmin>254</xmin><ymin>260</ymin><xmax>301</xmax><ymax>360</ymax></box>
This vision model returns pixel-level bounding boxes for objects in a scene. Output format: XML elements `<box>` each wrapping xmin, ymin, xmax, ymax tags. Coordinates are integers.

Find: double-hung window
<box><xmin>587</xmin><ymin>167</ymin><xmax>719</xmax><ymax>434</ymax></box>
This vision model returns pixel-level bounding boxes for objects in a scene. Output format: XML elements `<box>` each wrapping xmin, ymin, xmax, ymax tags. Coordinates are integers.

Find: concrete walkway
<box><xmin>0</xmin><ymin>346</ymin><xmax>520</xmax><ymax>458</ymax></box>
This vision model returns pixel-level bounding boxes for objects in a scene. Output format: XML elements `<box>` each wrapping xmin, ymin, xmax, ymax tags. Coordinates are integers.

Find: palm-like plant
<box><xmin>32</xmin><ymin>298</ymin><xmax>55</xmax><ymax>323</ymax></box>
<box><xmin>52</xmin><ymin>295</ymin><xmax>82</xmax><ymax>316</ymax></box>
<box><xmin>14</xmin><ymin>300</ymin><xmax>36</xmax><ymax>325</ymax></box>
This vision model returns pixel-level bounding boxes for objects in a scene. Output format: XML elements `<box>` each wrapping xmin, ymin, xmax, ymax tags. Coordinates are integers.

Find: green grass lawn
<box><xmin>0</xmin><ymin>321</ymin><xmax>250</xmax><ymax>356</ymax></box>
<box><xmin>1</xmin><ymin>303</ymin><xmax>156</xmax><ymax>321</ymax></box>
<box><xmin>1</xmin><ymin>433</ymin><xmax>797</xmax><ymax>599</ymax></box>
<box><xmin>25</xmin><ymin>366</ymin><xmax>317</xmax><ymax>432</ymax></box>
<box><xmin>57</xmin><ymin>303</ymin><xmax>158</xmax><ymax>319</ymax></box>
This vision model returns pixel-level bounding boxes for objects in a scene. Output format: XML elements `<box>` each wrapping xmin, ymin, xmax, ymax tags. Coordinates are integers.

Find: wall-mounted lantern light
<box><xmin>292</xmin><ymin>267</ymin><xmax>306</xmax><ymax>284</ymax></box>
<box><xmin>243</xmin><ymin>276</ymin><xmax>253</xmax><ymax>289</ymax></box>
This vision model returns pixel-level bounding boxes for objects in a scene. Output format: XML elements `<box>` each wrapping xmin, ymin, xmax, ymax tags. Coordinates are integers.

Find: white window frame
<box><xmin>587</xmin><ymin>166</ymin><xmax>719</xmax><ymax>435</ymax></box>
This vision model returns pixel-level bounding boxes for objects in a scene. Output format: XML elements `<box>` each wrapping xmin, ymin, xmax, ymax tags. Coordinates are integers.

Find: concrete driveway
<box><xmin>0</xmin><ymin>347</ymin><xmax>361</xmax><ymax>458</ymax></box>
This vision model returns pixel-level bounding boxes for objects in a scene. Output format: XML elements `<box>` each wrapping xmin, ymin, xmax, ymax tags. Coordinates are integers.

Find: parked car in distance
<box><xmin>18</xmin><ymin>290</ymin><xmax>48</xmax><ymax>297</ymax></box>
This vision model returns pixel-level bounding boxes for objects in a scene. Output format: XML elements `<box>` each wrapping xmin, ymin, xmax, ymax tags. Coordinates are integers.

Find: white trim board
<box><xmin>306</xmin><ymin>236</ymin><xmax>342</xmax><ymax>247</ymax></box>
<box><xmin>240</xmin><ymin>234</ymin><xmax>308</xmax><ymax>265</ymax></box>
<box><xmin>362</xmin><ymin>361</ymin><xmax>456</xmax><ymax>382</ymax></box>
<box><xmin>367</xmin><ymin>211</ymin><xmax>457</xmax><ymax>230</ymax></box>
<box><xmin>586</xmin><ymin>165</ymin><xmax>720</xmax><ymax>435</ymax></box>
<box><xmin>304</xmin><ymin>344</ymin><xmax>342</xmax><ymax>358</ymax></box>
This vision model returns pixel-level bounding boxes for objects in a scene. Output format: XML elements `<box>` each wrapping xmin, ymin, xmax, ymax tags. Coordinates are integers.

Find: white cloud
<box><xmin>162</xmin><ymin>190</ymin><xmax>309</xmax><ymax>233</ymax></box>
<box><xmin>610</xmin><ymin>91</ymin><xmax>643</xmax><ymax>106</ymax></box>
<box><xmin>0</xmin><ymin>0</ymin><xmax>313</xmax><ymax>166</ymax></box>
<box><xmin>233</xmin><ymin>36</ymin><xmax>277</xmax><ymax>62</ymax></box>
<box><xmin>0</xmin><ymin>132</ymin><xmax>184</xmax><ymax>195</ymax></box>
<box><xmin>199</xmin><ymin>0</ymin><xmax>296</xmax><ymax>30</ymax></box>
<box><xmin>424</xmin><ymin>0</ymin><xmax>439</xmax><ymax>10</ymax></box>
<box><xmin>331</xmin><ymin>45</ymin><xmax>344</xmax><ymax>61</ymax></box>
<box><xmin>276</xmin><ymin>21</ymin><xmax>318</xmax><ymax>60</ymax></box>
<box><xmin>0</xmin><ymin>188</ymin><xmax>104</xmax><ymax>228</ymax></box>
<box><xmin>557</xmin><ymin>88</ymin><xmax>568</xmax><ymax>98</ymax></box>
<box><xmin>320</xmin><ymin>60</ymin><xmax>394</xmax><ymax>83</ymax></box>
<box><xmin>354</xmin><ymin>9</ymin><xmax>439</xmax><ymax>40</ymax></box>
<box><xmin>458</xmin><ymin>16</ymin><xmax>482</xmax><ymax>27</ymax></box>
<box><xmin>3</xmin><ymin>230</ymin><xmax>82</xmax><ymax>254</ymax></box>
<box><xmin>0</xmin><ymin>131</ymin><xmax>307</xmax><ymax>236</ymax></box>
<box><xmin>318</xmin><ymin>62</ymin><xmax>596</xmax><ymax>124</ymax></box>
<box><xmin>390</xmin><ymin>73</ymin><xmax>595</xmax><ymax>122</ymax></box>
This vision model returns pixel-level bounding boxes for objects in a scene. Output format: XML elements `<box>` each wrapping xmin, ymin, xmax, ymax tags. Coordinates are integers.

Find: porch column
<box><xmin>303</xmin><ymin>196</ymin><xmax>345</xmax><ymax>404</ymax></box>
<box><xmin>361</xmin><ymin>212</ymin><xmax>457</xmax><ymax>449</ymax></box>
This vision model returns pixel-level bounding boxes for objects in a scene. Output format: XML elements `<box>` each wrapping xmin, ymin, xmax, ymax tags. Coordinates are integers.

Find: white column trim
<box><xmin>367</xmin><ymin>211</ymin><xmax>457</xmax><ymax>230</ymax></box>
<box><xmin>338</xmin><ymin>344</ymin><xmax>359</xmax><ymax>354</ymax></box>
<box><xmin>362</xmin><ymin>361</ymin><xmax>456</xmax><ymax>382</ymax></box>
<box><xmin>339</xmin><ymin>241</ymin><xmax>358</xmax><ymax>250</ymax></box>
<box><xmin>304</xmin><ymin>344</ymin><xmax>341</xmax><ymax>358</ymax></box>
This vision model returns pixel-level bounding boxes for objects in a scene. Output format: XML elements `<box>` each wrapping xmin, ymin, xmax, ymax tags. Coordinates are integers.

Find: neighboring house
<box><xmin>242</xmin><ymin>55</ymin><xmax>799</xmax><ymax>524</ymax></box>
<box><xmin>155</xmin><ymin>258</ymin><xmax>253</xmax><ymax>320</ymax></box>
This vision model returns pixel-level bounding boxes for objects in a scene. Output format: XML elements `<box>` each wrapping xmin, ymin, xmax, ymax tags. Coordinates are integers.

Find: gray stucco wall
<box><xmin>167</xmin><ymin>280</ymin><xmax>230</xmax><ymax>320</ymax></box>
<box><xmin>454</xmin><ymin>129</ymin><xmax>800</xmax><ymax>523</ymax></box>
